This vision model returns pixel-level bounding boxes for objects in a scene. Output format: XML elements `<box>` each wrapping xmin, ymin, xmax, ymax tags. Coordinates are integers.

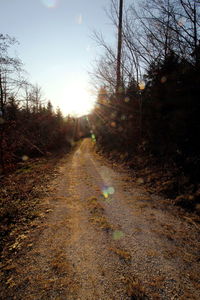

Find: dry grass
<box><xmin>138</xmin><ymin>203</ymin><xmax>149</xmax><ymax>209</ymax></box>
<box><xmin>109</xmin><ymin>247</ymin><xmax>132</xmax><ymax>261</ymax></box>
<box><xmin>121</xmin><ymin>275</ymin><xmax>148</xmax><ymax>299</ymax></box>
<box><xmin>0</xmin><ymin>155</ymin><xmax>61</xmax><ymax>257</ymax></box>
<box><xmin>89</xmin><ymin>215</ymin><xmax>114</xmax><ymax>231</ymax></box>
<box><xmin>146</xmin><ymin>249</ymin><xmax>159</xmax><ymax>257</ymax></box>
<box><xmin>151</xmin><ymin>225</ymin><xmax>176</xmax><ymax>242</ymax></box>
<box><xmin>133</xmin><ymin>195</ymin><xmax>152</xmax><ymax>202</ymax></box>
<box><xmin>87</xmin><ymin>196</ymin><xmax>114</xmax><ymax>231</ymax></box>
<box><xmin>51</xmin><ymin>252</ymin><xmax>70</xmax><ymax>276</ymax></box>
<box><xmin>0</xmin><ymin>155</ymin><xmax>67</xmax><ymax>300</ymax></box>
<box><xmin>162</xmin><ymin>249</ymin><xmax>177</xmax><ymax>259</ymax></box>
<box><xmin>87</xmin><ymin>196</ymin><xmax>105</xmax><ymax>214</ymax></box>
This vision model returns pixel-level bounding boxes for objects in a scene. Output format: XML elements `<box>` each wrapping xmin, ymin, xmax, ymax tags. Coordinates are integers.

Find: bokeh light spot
<box><xmin>102</xmin><ymin>187</ymin><xmax>109</xmax><ymax>198</ymax></box>
<box><xmin>91</xmin><ymin>133</ymin><xmax>96</xmax><ymax>143</ymax></box>
<box><xmin>107</xmin><ymin>187</ymin><xmax>115</xmax><ymax>194</ymax></box>
<box><xmin>22</xmin><ymin>155</ymin><xmax>29</xmax><ymax>161</ymax></box>
<box><xmin>0</xmin><ymin>117</ymin><xmax>5</xmax><ymax>125</ymax></box>
<box><xmin>102</xmin><ymin>186</ymin><xmax>115</xmax><ymax>199</ymax></box>
<box><xmin>113</xmin><ymin>230</ymin><xmax>124</xmax><ymax>240</ymax></box>
<box><xmin>161</xmin><ymin>76</ymin><xmax>167</xmax><ymax>83</ymax></box>
<box><xmin>111</xmin><ymin>121</ymin><xmax>116</xmax><ymax>128</ymax></box>
<box><xmin>136</xmin><ymin>178</ymin><xmax>144</xmax><ymax>184</ymax></box>
<box><xmin>178</xmin><ymin>17</ymin><xmax>186</xmax><ymax>27</ymax></box>
<box><xmin>75</xmin><ymin>14</ymin><xmax>83</xmax><ymax>25</ymax></box>
<box><xmin>111</xmin><ymin>112</ymin><xmax>117</xmax><ymax>118</ymax></box>
<box><xmin>41</xmin><ymin>0</ymin><xmax>58</xmax><ymax>8</ymax></box>
<box><xmin>124</xmin><ymin>97</ymin><xmax>130</xmax><ymax>103</ymax></box>
<box><xmin>120</xmin><ymin>153</ymin><xmax>125</xmax><ymax>159</ymax></box>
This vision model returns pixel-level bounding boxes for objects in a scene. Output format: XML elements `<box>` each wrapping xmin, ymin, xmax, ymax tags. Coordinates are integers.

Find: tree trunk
<box><xmin>116</xmin><ymin>0</ymin><xmax>123</xmax><ymax>95</ymax></box>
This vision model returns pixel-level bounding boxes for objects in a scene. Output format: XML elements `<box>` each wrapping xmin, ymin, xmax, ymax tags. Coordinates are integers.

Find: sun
<box><xmin>63</xmin><ymin>85</ymin><xmax>95</xmax><ymax>117</ymax></box>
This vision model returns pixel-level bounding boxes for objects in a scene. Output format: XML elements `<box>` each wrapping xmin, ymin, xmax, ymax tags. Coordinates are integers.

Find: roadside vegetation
<box><xmin>89</xmin><ymin>0</ymin><xmax>200</xmax><ymax>212</ymax></box>
<box><xmin>0</xmin><ymin>155</ymin><xmax>60</xmax><ymax>258</ymax></box>
<box><xmin>0</xmin><ymin>34</ymin><xmax>79</xmax><ymax>175</ymax></box>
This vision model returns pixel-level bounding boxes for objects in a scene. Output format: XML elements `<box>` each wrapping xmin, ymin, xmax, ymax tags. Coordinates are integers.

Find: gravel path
<box><xmin>2</xmin><ymin>139</ymin><xmax>200</xmax><ymax>299</ymax></box>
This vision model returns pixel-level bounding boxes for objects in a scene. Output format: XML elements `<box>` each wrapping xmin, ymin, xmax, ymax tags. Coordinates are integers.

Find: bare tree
<box><xmin>29</xmin><ymin>84</ymin><xmax>44</xmax><ymax>112</ymax></box>
<box><xmin>0</xmin><ymin>35</ymin><xmax>23</xmax><ymax>115</ymax></box>
<box><xmin>0</xmin><ymin>34</ymin><xmax>23</xmax><ymax>171</ymax></box>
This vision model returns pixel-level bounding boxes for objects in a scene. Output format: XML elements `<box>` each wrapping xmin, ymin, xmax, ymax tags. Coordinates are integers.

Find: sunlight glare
<box><xmin>139</xmin><ymin>81</ymin><xmax>145</xmax><ymax>90</ymax></box>
<box><xmin>63</xmin><ymin>85</ymin><xmax>95</xmax><ymax>117</ymax></box>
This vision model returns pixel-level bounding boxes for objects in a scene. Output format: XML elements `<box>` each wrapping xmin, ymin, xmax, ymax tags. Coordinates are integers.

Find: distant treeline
<box><xmin>90</xmin><ymin>0</ymin><xmax>200</xmax><ymax>197</ymax></box>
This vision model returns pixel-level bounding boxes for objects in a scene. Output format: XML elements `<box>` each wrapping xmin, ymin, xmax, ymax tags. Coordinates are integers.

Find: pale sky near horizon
<box><xmin>0</xmin><ymin>0</ymin><xmax>118</xmax><ymax>116</ymax></box>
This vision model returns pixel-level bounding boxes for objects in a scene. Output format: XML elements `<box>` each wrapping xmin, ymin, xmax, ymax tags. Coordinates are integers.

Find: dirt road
<box><xmin>2</xmin><ymin>139</ymin><xmax>200</xmax><ymax>299</ymax></box>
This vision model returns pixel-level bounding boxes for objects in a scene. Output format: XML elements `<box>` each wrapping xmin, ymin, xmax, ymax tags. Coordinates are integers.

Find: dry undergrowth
<box><xmin>0</xmin><ymin>155</ymin><xmax>61</xmax><ymax>258</ymax></box>
<box><xmin>122</xmin><ymin>275</ymin><xmax>149</xmax><ymax>299</ymax></box>
<box><xmin>109</xmin><ymin>247</ymin><xmax>132</xmax><ymax>262</ymax></box>
<box><xmin>149</xmin><ymin>218</ymin><xmax>200</xmax><ymax>263</ymax></box>
<box><xmin>0</xmin><ymin>153</ymin><xmax>76</xmax><ymax>299</ymax></box>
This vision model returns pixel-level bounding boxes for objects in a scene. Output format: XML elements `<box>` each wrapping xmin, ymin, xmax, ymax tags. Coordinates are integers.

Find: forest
<box><xmin>0</xmin><ymin>34</ymin><xmax>78</xmax><ymax>174</ymax></box>
<box><xmin>89</xmin><ymin>0</ymin><xmax>200</xmax><ymax>209</ymax></box>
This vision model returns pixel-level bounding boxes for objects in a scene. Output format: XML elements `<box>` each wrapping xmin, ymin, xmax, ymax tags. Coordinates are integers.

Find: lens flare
<box><xmin>0</xmin><ymin>117</ymin><xmax>5</xmax><ymax>124</ymax></box>
<box><xmin>111</xmin><ymin>122</ymin><xmax>116</xmax><ymax>128</ymax></box>
<box><xmin>178</xmin><ymin>17</ymin><xmax>186</xmax><ymax>27</ymax></box>
<box><xmin>161</xmin><ymin>76</ymin><xmax>167</xmax><ymax>83</ymax></box>
<box><xmin>75</xmin><ymin>14</ymin><xmax>83</xmax><ymax>25</ymax></box>
<box><xmin>124</xmin><ymin>97</ymin><xmax>130</xmax><ymax>103</ymax></box>
<box><xmin>102</xmin><ymin>186</ymin><xmax>115</xmax><ymax>199</ymax></box>
<box><xmin>91</xmin><ymin>133</ymin><xmax>96</xmax><ymax>143</ymax></box>
<box><xmin>136</xmin><ymin>178</ymin><xmax>144</xmax><ymax>184</ymax></box>
<box><xmin>121</xmin><ymin>114</ymin><xmax>126</xmax><ymax>120</ymax></box>
<box><xmin>41</xmin><ymin>0</ymin><xmax>58</xmax><ymax>8</ymax></box>
<box><xmin>111</xmin><ymin>112</ymin><xmax>117</xmax><ymax>118</ymax></box>
<box><xmin>22</xmin><ymin>155</ymin><xmax>29</xmax><ymax>161</ymax></box>
<box><xmin>113</xmin><ymin>230</ymin><xmax>124</xmax><ymax>240</ymax></box>
<box><xmin>107</xmin><ymin>187</ymin><xmax>115</xmax><ymax>194</ymax></box>
<box><xmin>102</xmin><ymin>187</ymin><xmax>109</xmax><ymax>198</ymax></box>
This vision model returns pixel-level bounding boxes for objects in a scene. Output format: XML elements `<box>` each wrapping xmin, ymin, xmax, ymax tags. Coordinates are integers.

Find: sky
<box><xmin>0</xmin><ymin>0</ymin><xmax>117</xmax><ymax>116</ymax></box>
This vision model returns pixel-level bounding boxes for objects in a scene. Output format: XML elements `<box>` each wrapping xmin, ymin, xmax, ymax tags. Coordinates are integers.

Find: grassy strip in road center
<box><xmin>86</xmin><ymin>196</ymin><xmax>114</xmax><ymax>232</ymax></box>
